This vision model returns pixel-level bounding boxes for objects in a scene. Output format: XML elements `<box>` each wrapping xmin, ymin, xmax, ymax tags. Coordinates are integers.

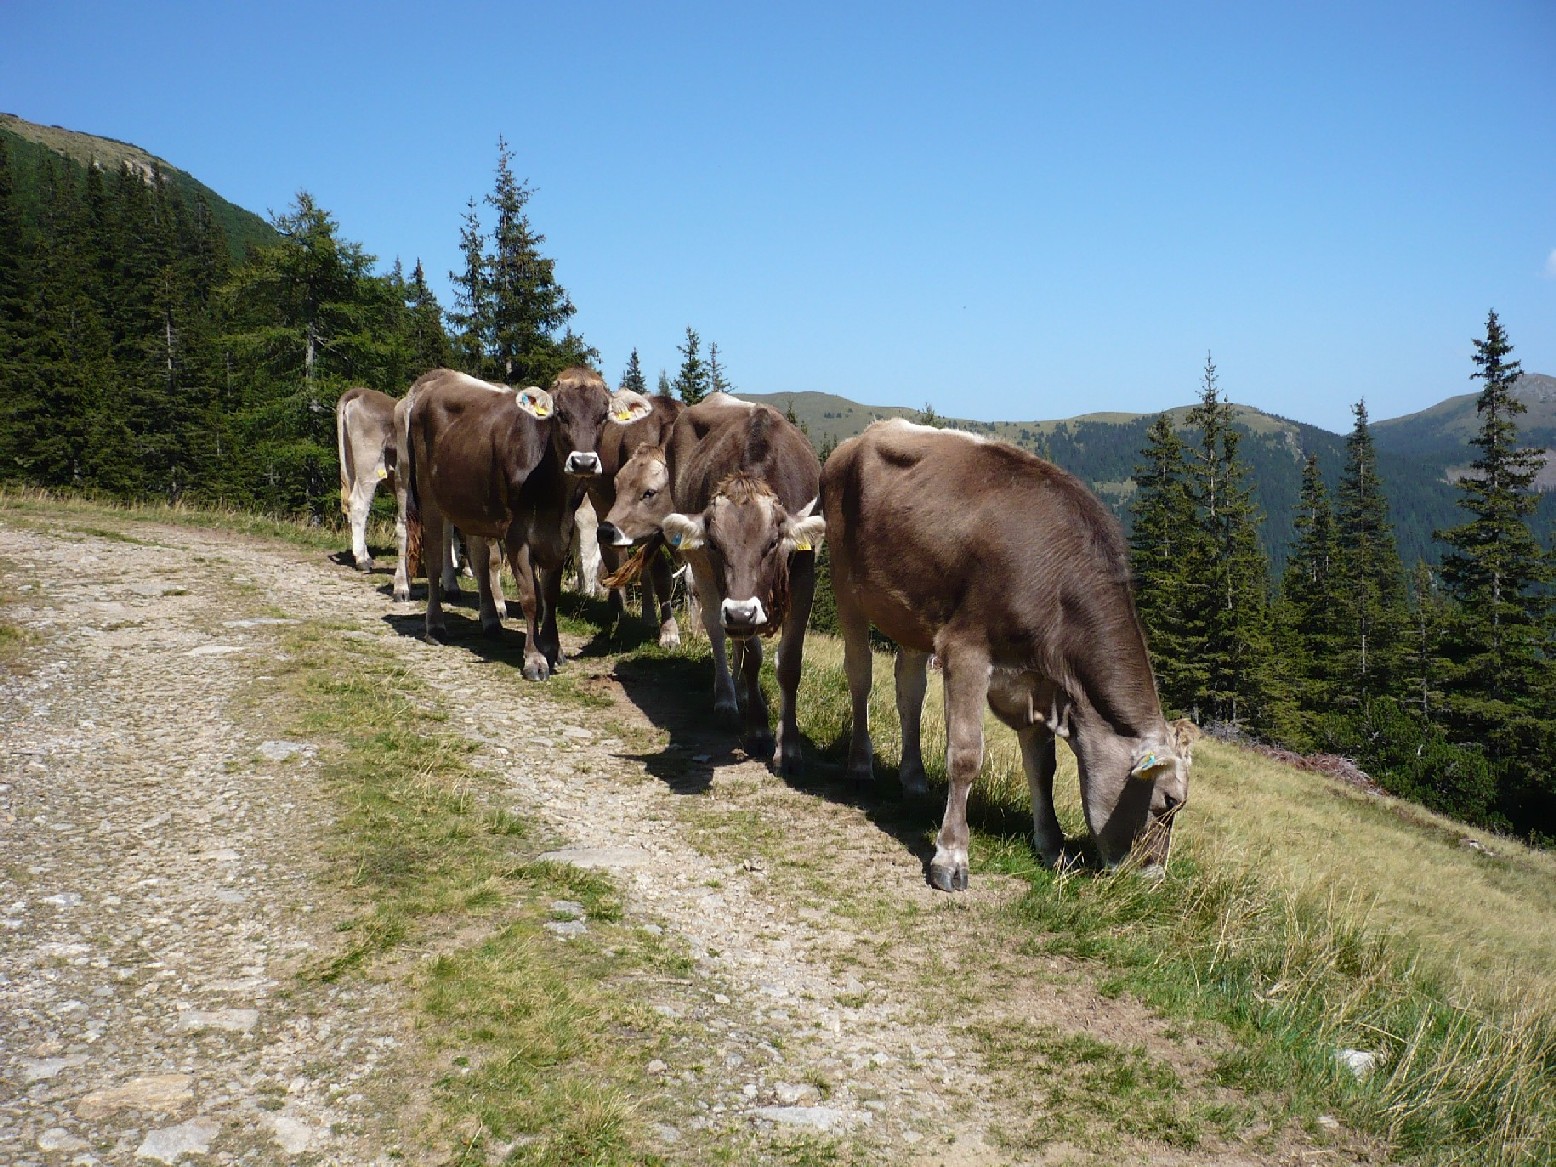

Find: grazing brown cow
<box><xmin>640</xmin><ymin>394</ymin><xmax>824</xmax><ymax>773</ymax></box>
<box><xmin>335</xmin><ymin>387</ymin><xmax>398</xmax><ymax>571</ymax></box>
<box><xmin>821</xmin><ymin>420</ymin><xmax>1196</xmax><ymax>891</ymax></box>
<box><xmin>588</xmin><ymin>392</ymin><xmax>685</xmax><ymax>646</ymax></box>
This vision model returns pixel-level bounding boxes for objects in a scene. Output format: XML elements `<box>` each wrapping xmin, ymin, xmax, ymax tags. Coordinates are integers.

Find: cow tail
<box><xmin>404</xmin><ymin>399</ymin><xmax>424</xmax><ymax>576</ymax></box>
<box><xmin>336</xmin><ymin>396</ymin><xmax>354</xmax><ymax>516</ymax></box>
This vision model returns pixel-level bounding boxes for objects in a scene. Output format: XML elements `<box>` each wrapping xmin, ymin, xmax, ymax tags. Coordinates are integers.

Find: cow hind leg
<box><xmin>1018</xmin><ymin>726</ymin><xmax>1064</xmax><ymax>867</ymax></box>
<box><xmin>773</xmin><ymin>553</ymin><xmax>816</xmax><ymax>776</ymax></box>
<box><xmin>422</xmin><ymin>510</ymin><xmax>449</xmax><ymax>642</ymax></box>
<box><xmin>738</xmin><ymin>635</ymin><xmax>772</xmax><ymax>760</ymax></box>
<box><xmin>467</xmin><ymin>536</ymin><xmax>503</xmax><ymax>636</ymax></box>
<box><xmin>930</xmin><ymin>645</ymin><xmax>989</xmax><ymax>892</ymax></box>
<box><xmin>506</xmin><ymin>542</ymin><xmax>550</xmax><ymax>681</ymax></box>
<box><xmin>648</xmin><ymin>552</ymin><xmax>681</xmax><ymax>649</ymax></box>
<box><xmin>837</xmin><ymin>595</ymin><xmax>875</xmax><ymax>783</ymax></box>
<box><xmin>894</xmin><ymin>648</ymin><xmax>931</xmax><ymax>796</ymax></box>
<box><xmin>347</xmin><ymin>477</ymin><xmax>377</xmax><ymax>570</ymax></box>
<box><xmin>392</xmin><ymin>478</ymin><xmax>414</xmax><ymax>602</ymax></box>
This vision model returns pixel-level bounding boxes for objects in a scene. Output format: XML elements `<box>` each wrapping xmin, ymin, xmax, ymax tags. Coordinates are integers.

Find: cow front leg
<box><xmin>538</xmin><ymin>560</ymin><xmax>565</xmax><ymax>672</ymax></box>
<box><xmin>467</xmin><ymin>536</ymin><xmax>503</xmax><ymax>636</ymax></box>
<box><xmin>737</xmin><ymin>635</ymin><xmax>772</xmax><ymax>760</ymax></box>
<box><xmin>773</xmin><ymin>551</ymin><xmax>816</xmax><ymax>776</ymax></box>
<box><xmin>506</xmin><ymin>542</ymin><xmax>550</xmax><ymax>681</ymax></box>
<box><xmin>894</xmin><ymin>648</ymin><xmax>931</xmax><ymax>796</ymax></box>
<box><xmin>1018</xmin><ymin>726</ymin><xmax>1064</xmax><ymax>867</ymax></box>
<box><xmin>687</xmin><ymin>556</ymin><xmax>737</xmax><ymax>715</ymax></box>
<box><xmin>648</xmin><ymin>550</ymin><xmax>681</xmax><ymax>649</ymax></box>
<box><xmin>348</xmin><ymin>477</ymin><xmax>377</xmax><ymax>570</ymax></box>
<box><xmin>837</xmin><ymin>595</ymin><xmax>875</xmax><ymax>783</ymax></box>
<box><xmin>931</xmin><ymin>645</ymin><xmax>989</xmax><ymax>892</ymax></box>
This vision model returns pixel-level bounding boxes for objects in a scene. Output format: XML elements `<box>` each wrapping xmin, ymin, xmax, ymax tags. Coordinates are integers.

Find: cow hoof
<box><xmin>846</xmin><ymin>760</ymin><xmax>875</xmax><ymax>784</ymax></box>
<box><xmin>480</xmin><ymin>619</ymin><xmax>503</xmax><ymax>638</ymax></box>
<box><xmin>777</xmin><ymin>749</ymin><xmax>804</xmax><ymax>778</ymax></box>
<box><xmin>659</xmin><ymin>629</ymin><xmax>681</xmax><ymax>650</ymax></box>
<box><xmin>523</xmin><ymin>658</ymin><xmax>551</xmax><ymax>682</ymax></box>
<box><xmin>928</xmin><ymin>863</ymin><xmax>969</xmax><ymax>893</ymax></box>
<box><xmin>746</xmin><ymin>731</ymin><xmax>776</xmax><ymax>761</ymax></box>
<box><xmin>714</xmin><ymin>698</ymin><xmax>739</xmax><ymax>718</ymax></box>
<box><xmin>899</xmin><ymin>766</ymin><xmax>930</xmax><ymax>798</ymax></box>
<box><xmin>393</xmin><ymin>587</ymin><xmax>411</xmax><ymax>603</ymax></box>
<box><xmin>355</xmin><ymin>557</ymin><xmax>375</xmax><ymax>573</ymax></box>
<box><xmin>424</xmin><ymin>627</ymin><xmax>447</xmax><ymax>645</ymax></box>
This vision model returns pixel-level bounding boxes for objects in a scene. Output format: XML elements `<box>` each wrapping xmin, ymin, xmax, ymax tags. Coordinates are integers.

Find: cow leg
<box><xmin>838</xmin><ymin>594</ymin><xmax>875</xmax><ymax>783</ymax></box>
<box><xmin>505</xmin><ymin>541</ymin><xmax>550</xmax><ymax>681</ymax></box>
<box><xmin>738</xmin><ymin>635</ymin><xmax>773</xmax><ymax>760</ymax></box>
<box><xmin>422</xmin><ymin>507</ymin><xmax>449</xmax><ymax>642</ymax></box>
<box><xmin>691</xmin><ymin>557</ymin><xmax>738</xmax><ymax>716</ymax></box>
<box><xmin>467</xmin><ymin>536</ymin><xmax>503</xmax><ymax>636</ymax></box>
<box><xmin>538</xmin><ymin>560</ymin><xmax>564</xmax><ymax>672</ymax></box>
<box><xmin>1018</xmin><ymin>726</ymin><xmax>1064</xmax><ymax>867</ymax></box>
<box><xmin>442</xmin><ymin>529</ymin><xmax>463</xmax><ymax>596</ymax></box>
<box><xmin>347</xmin><ymin>475</ymin><xmax>377</xmax><ymax>570</ymax></box>
<box><xmin>894</xmin><ymin>648</ymin><xmax>931</xmax><ymax>796</ymax></box>
<box><xmin>931</xmin><ymin>645</ymin><xmax>989</xmax><ymax>892</ymax></box>
<box><xmin>773</xmin><ymin>552</ymin><xmax>816</xmax><ymax>776</ymax></box>
<box><xmin>392</xmin><ymin>478</ymin><xmax>413</xmax><ymax>602</ymax></box>
<box><xmin>648</xmin><ymin>550</ymin><xmax>681</xmax><ymax>649</ymax></box>
<box><xmin>485</xmin><ymin>537</ymin><xmax>508</xmax><ymax>621</ymax></box>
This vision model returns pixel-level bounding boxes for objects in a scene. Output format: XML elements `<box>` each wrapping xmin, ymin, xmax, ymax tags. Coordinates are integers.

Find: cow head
<box><xmin>549</xmin><ymin>367</ymin><xmax>651</xmax><ymax>478</ymax></box>
<box><xmin>1126</xmin><ymin>718</ymin><xmax>1197</xmax><ymax>875</ymax></box>
<box><xmin>599</xmin><ymin>445</ymin><xmax>673</xmax><ymax>547</ymax></box>
<box><xmin>661</xmin><ymin>473</ymin><xmax>825</xmax><ymax>640</ymax></box>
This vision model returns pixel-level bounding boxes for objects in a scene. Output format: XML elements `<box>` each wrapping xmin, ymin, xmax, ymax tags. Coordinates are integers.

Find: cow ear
<box><xmin>1130</xmin><ymin>737</ymin><xmax>1178</xmax><ymax>781</ymax></box>
<box><xmin>661</xmin><ymin>513</ymin><xmax>706</xmax><ymax>551</ymax></box>
<box><xmin>515</xmin><ymin>386</ymin><xmax>553</xmax><ymax>419</ymax></box>
<box><xmin>1170</xmin><ymin>718</ymin><xmax>1200</xmax><ymax>757</ymax></box>
<box><xmin>608</xmin><ymin>389</ymin><xmax>653</xmax><ymax>425</ymax></box>
<box><xmin>782</xmin><ymin>512</ymin><xmax>826</xmax><ymax>555</ymax></box>
<box><xmin>794</xmin><ymin>495</ymin><xmax>820</xmax><ymax>519</ymax></box>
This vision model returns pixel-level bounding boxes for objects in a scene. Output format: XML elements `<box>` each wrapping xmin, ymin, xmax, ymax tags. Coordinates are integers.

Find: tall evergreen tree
<box><xmin>1128</xmin><ymin>412</ymin><xmax>1200</xmax><ymax>711</ymax></box>
<box><xmin>708</xmin><ymin>341</ymin><xmax>733</xmax><ymax>394</ymax></box>
<box><xmin>446</xmin><ymin>199</ymin><xmax>487</xmax><ymax>376</ymax></box>
<box><xmin>1277</xmin><ymin>453</ymin><xmax>1343</xmax><ymax>733</ymax></box>
<box><xmin>620</xmin><ymin>347</ymin><xmax>647</xmax><ymax>394</ymax></box>
<box><xmin>1332</xmin><ymin>401</ymin><xmax>1408</xmax><ymax>703</ymax></box>
<box><xmin>656</xmin><ymin>369</ymin><xmax>672</xmax><ymax>396</ymax></box>
<box><xmin>1406</xmin><ymin>560</ymin><xmax>1449</xmax><ymax>723</ymax></box>
<box><xmin>673</xmin><ymin>327</ymin><xmax>709</xmax><ymax>404</ymax></box>
<box><xmin>1181</xmin><ymin>354</ymin><xmax>1279</xmax><ymax>729</ymax></box>
<box><xmin>1435</xmin><ymin>311</ymin><xmax>1553</xmax><ymax>833</ymax></box>
<box><xmin>402</xmin><ymin>258</ymin><xmax>452</xmax><ymax>376</ymax></box>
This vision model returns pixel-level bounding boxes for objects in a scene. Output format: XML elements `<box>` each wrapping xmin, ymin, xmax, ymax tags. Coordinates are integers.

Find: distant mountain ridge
<box><xmin>0</xmin><ymin>112</ymin><xmax>278</xmax><ymax>260</ymax></box>
<box><xmin>743</xmin><ymin>376</ymin><xmax>1556</xmax><ymax>573</ymax></box>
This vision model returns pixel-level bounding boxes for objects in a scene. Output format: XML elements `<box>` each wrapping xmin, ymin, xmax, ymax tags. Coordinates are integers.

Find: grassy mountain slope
<box><xmin>1</xmin><ymin>111</ymin><xmax>278</xmax><ymax>260</ymax></box>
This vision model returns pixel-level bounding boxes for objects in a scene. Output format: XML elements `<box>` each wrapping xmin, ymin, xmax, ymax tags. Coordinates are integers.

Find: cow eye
<box><xmin>642</xmin><ymin>488</ymin><xmax>658</xmax><ymax>500</ymax></box>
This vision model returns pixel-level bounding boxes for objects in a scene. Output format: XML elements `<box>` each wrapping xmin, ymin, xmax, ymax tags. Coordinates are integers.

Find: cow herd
<box><xmin>337</xmin><ymin>369</ymin><xmax>1197</xmax><ymax>891</ymax></box>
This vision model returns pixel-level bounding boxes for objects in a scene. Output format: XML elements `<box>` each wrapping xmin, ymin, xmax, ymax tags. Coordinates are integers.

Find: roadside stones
<box><xmin>21</xmin><ymin>1053</ymin><xmax>89</xmax><ymax>1082</ymax></box>
<box><xmin>136</xmin><ymin>1115</ymin><xmax>220</xmax><ymax>1162</ymax></box>
<box><xmin>750</xmin><ymin>1105</ymin><xmax>866</xmax><ymax>1132</ymax></box>
<box><xmin>77</xmin><ymin>1073</ymin><xmax>194</xmax><ymax>1119</ymax></box>
<box><xmin>537</xmin><ymin>845</ymin><xmax>651</xmax><ymax>871</ymax></box>
<box><xmin>1335</xmin><ymin>1047</ymin><xmax>1379</xmax><ymax>1079</ymax></box>
<box><xmin>177</xmin><ymin>1007</ymin><xmax>259</xmax><ymax>1034</ymax></box>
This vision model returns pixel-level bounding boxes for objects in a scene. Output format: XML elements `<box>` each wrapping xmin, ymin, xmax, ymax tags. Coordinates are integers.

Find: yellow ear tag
<box><xmin>613</xmin><ymin>407</ymin><xmax>635</xmax><ymax>422</ymax></box>
<box><xmin>793</xmin><ymin>538</ymin><xmax>812</xmax><ymax>552</ymax></box>
<box><xmin>375</xmin><ymin>466</ymin><xmax>389</xmax><ymax>480</ymax></box>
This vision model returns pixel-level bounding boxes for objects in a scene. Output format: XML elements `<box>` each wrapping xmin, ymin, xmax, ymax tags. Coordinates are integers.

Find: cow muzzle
<box><xmin>565</xmin><ymin>451</ymin><xmax>602</xmax><ymax>476</ymax></box>
<box><xmin>596</xmin><ymin>521</ymin><xmax>635</xmax><ymax>548</ymax></box>
<box><xmin>720</xmin><ymin>597</ymin><xmax>768</xmax><ymax>638</ymax></box>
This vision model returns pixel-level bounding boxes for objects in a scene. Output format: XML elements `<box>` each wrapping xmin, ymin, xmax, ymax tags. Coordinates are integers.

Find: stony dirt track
<box><xmin>1</xmin><ymin>513</ymin><xmax>1355</xmax><ymax>1166</ymax></box>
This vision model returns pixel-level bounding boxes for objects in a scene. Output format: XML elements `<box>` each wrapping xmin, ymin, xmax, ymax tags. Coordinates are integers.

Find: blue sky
<box><xmin>5</xmin><ymin>1</ymin><xmax>1553</xmax><ymax>432</ymax></box>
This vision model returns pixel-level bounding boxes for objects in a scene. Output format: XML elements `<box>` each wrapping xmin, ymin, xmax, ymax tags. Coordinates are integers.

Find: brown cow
<box><xmin>494</xmin><ymin>367</ymin><xmax>652</xmax><ymax>676</ymax></box>
<box><xmin>404</xmin><ymin>370</ymin><xmax>555</xmax><ymax>674</ymax></box>
<box><xmin>335</xmin><ymin>387</ymin><xmax>398</xmax><ymax>572</ymax></box>
<box><xmin>626</xmin><ymin>394</ymin><xmax>824</xmax><ymax>773</ymax></box>
<box><xmin>587</xmin><ymin>392</ymin><xmax>684</xmax><ymax>646</ymax></box>
<box><xmin>820</xmin><ymin>420</ymin><xmax>1195</xmax><ymax>891</ymax></box>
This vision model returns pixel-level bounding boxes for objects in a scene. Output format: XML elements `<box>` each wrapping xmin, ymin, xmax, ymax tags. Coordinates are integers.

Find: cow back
<box><xmin>669</xmin><ymin>397</ymin><xmax>820</xmax><ymax>514</ymax></box>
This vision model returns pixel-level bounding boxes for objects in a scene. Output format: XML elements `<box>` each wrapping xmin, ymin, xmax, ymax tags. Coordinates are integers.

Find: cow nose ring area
<box><xmin>565</xmin><ymin>451</ymin><xmax>602</xmax><ymax>475</ymax></box>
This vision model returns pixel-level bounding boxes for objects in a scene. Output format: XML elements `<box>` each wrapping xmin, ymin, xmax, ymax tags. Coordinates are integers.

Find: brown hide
<box><xmin>821</xmin><ymin>419</ymin><xmax>1191</xmax><ymax>888</ymax></box>
<box><xmin>656</xmin><ymin>395</ymin><xmax>824</xmax><ymax>774</ymax></box>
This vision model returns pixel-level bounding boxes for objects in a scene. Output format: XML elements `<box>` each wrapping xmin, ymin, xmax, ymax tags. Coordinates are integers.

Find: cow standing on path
<box><xmin>821</xmin><ymin>420</ymin><xmax>1196</xmax><ymax>891</ymax></box>
<box><xmin>335</xmin><ymin>387</ymin><xmax>398</xmax><ymax>572</ymax></box>
<box><xmin>606</xmin><ymin>394</ymin><xmax>823</xmax><ymax>773</ymax></box>
<box><xmin>586</xmin><ymin>392</ymin><xmax>684</xmax><ymax>646</ymax></box>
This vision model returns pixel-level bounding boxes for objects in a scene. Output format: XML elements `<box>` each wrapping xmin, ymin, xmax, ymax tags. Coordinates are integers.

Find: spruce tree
<box><xmin>1128</xmin><ymin>412</ymin><xmax>1200</xmax><ymax>712</ymax></box>
<box><xmin>708</xmin><ymin>341</ymin><xmax>733</xmax><ymax>394</ymax></box>
<box><xmin>673</xmin><ymin>327</ymin><xmax>709</xmax><ymax>404</ymax></box>
<box><xmin>403</xmin><ymin>259</ymin><xmax>452</xmax><ymax>375</ymax></box>
<box><xmin>1181</xmin><ymin>354</ymin><xmax>1279</xmax><ymax>730</ymax></box>
<box><xmin>1333</xmin><ymin>401</ymin><xmax>1408</xmax><ymax>703</ymax></box>
<box><xmin>1435</xmin><ymin>310</ymin><xmax>1553</xmax><ymax>833</ymax></box>
<box><xmin>446</xmin><ymin>199</ymin><xmax>487</xmax><ymax>376</ymax></box>
<box><xmin>620</xmin><ymin>347</ymin><xmax>647</xmax><ymax>394</ymax></box>
<box><xmin>1277</xmin><ymin>453</ymin><xmax>1342</xmax><ymax>736</ymax></box>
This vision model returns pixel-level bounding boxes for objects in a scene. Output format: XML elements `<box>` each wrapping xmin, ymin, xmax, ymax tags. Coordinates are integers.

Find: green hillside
<box><xmin>0</xmin><ymin>112</ymin><xmax>278</xmax><ymax>260</ymax></box>
<box><xmin>749</xmin><ymin>381</ymin><xmax>1555</xmax><ymax>572</ymax></box>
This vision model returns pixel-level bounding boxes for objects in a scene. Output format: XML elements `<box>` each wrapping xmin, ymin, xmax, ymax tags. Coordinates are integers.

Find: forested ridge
<box><xmin>2</xmin><ymin>122</ymin><xmax>1552</xmax><ymax>844</ymax></box>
